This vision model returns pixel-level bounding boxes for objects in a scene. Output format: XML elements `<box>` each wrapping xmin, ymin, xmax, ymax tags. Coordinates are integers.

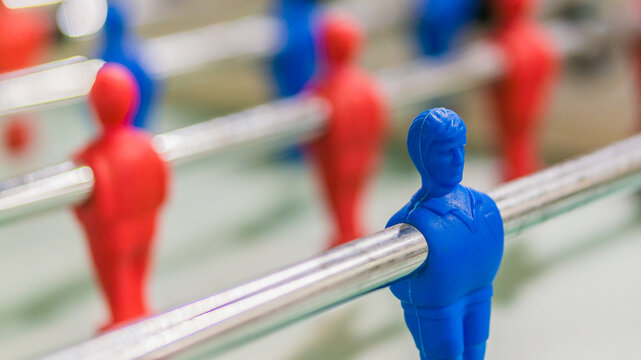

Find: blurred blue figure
<box><xmin>387</xmin><ymin>108</ymin><xmax>504</xmax><ymax>360</ymax></box>
<box><xmin>99</xmin><ymin>1</ymin><xmax>157</xmax><ymax>129</ymax></box>
<box><xmin>270</xmin><ymin>0</ymin><xmax>318</xmax><ymax>97</ymax></box>
<box><xmin>416</xmin><ymin>0</ymin><xmax>479</xmax><ymax>57</ymax></box>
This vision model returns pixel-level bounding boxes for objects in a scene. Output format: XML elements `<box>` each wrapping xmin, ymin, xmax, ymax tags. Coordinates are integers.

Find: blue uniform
<box><xmin>388</xmin><ymin>108</ymin><xmax>503</xmax><ymax>360</ymax></box>
<box><xmin>100</xmin><ymin>3</ymin><xmax>157</xmax><ymax>129</ymax></box>
<box><xmin>416</xmin><ymin>0</ymin><xmax>478</xmax><ymax>57</ymax></box>
<box><xmin>270</xmin><ymin>0</ymin><xmax>318</xmax><ymax>97</ymax></box>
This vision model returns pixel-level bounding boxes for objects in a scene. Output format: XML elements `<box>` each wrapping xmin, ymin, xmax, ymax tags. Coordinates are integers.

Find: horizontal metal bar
<box><xmin>0</xmin><ymin>97</ymin><xmax>328</xmax><ymax>223</ymax></box>
<box><xmin>0</xmin><ymin>17</ymin><xmax>625</xmax><ymax>224</ymax></box>
<box><xmin>378</xmin><ymin>41</ymin><xmax>505</xmax><ymax>107</ymax></box>
<box><xmin>154</xmin><ymin>97</ymin><xmax>328</xmax><ymax>164</ymax></box>
<box><xmin>43</xmin><ymin>223</ymin><xmax>427</xmax><ymax>360</ymax></box>
<box><xmin>0</xmin><ymin>58</ymin><xmax>105</xmax><ymax>117</ymax></box>
<box><xmin>493</xmin><ymin>135</ymin><xmax>641</xmax><ymax>235</ymax></box>
<box><xmin>141</xmin><ymin>15</ymin><xmax>279</xmax><ymax>78</ymax></box>
<box><xmin>0</xmin><ymin>0</ymin><xmax>406</xmax><ymax>116</ymax></box>
<box><xmin>0</xmin><ymin>12</ymin><xmax>617</xmax><ymax>117</ymax></box>
<box><xmin>0</xmin><ymin>161</ymin><xmax>94</xmax><ymax>224</ymax></box>
<box><xmin>43</xmin><ymin>132</ymin><xmax>641</xmax><ymax>360</ymax></box>
<box><xmin>143</xmin><ymin>0</ymin><xmax>413</xmax><ymax>78</ymax></box>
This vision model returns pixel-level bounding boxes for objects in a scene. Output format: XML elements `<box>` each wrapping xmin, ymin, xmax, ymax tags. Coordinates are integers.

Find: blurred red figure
<box><xmin>73</xmin><ymin>63</ymin><xmax>169</xmax><ymax>331</ymax></box>
<box><xmin>307</xmin><ymin>14</ymin><xmax>387</xmax><ymax>248</ymax></box>
<box><xmin>4</xmin><ymin>115</ymin><xmax>33</xmax><ymax>154</ymax></box>
<box><xmin>0</xmin><ymin>3</ymin><xmax>50</xmax><ymax>156</ymax></box>
<box><xmin>489</xmin><ymin>0</ymin><xmax>558</xmax><ymax>181</ymax></box>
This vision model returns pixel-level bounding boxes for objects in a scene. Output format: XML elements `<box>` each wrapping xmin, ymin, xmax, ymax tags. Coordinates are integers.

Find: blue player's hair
<box><xmin>407</xmin><ymin>108</ymin><xmax>466</xmax><ymax>193</ymax></box>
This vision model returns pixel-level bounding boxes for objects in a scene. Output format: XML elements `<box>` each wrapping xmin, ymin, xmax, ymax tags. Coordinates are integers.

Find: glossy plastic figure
<box><xmin>388</xmin><ymin>108</ymin><xmax>504</xmax><ymax>360</ymax></box>
<box><xmin>0</xmin><ymin>3</ymin><xmax>50</xmax><ymax>155</ymax></box>
<box><xmin>489</xmin><ymin>0</ymin><xmax>558</xmax><ymax>180</ymax></box>
<box><xmin>307</xmin><ymin>14</ymin><xmax>387</xmax><ymax>248</ymax></box>
<box><xmin>270</xmin><ymin>0</ymin><xmax>318</xmax><ymax>97</ymax></box>
<box><xmin>100</xmin><ymin>1</ymin><xmax>157</xmax><ymax>129</ymax></box>
<box><xmin>73</xmin><ymin>63</ymin><xmax>169</xmax><ymax>331</ymax></box>
<box><xmin>415</xmin><ymin>0</ymin><xmax>479</xmax><ymax>57</ymax></box>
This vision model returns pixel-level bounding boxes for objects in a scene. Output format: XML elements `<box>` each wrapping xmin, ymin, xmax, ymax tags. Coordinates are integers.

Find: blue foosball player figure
<box><xmin>100</xmin><ymin>1</ymin><xmax>157</xmax><ymax>129</ymax></box>
<box><xmin>388</xmin><ymin>108</ymin><xmax>504</xmax><ymax>360</ymax></box>
<box><xmin>270</xmin><ymin>0</ymin><xmax>318</xmax><ymax>97</ymax></box>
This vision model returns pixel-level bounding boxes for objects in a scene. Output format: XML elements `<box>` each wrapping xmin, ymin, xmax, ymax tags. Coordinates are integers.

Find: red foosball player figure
<box><xmin>306</xmin><ymin>13</ymin><xmax>388</xmax><ymax>249</ymax></box>
<box><xmin>0</xmin><ymin>3</ymin><xmax>51</xmax><ymax>156</ymax></box>
<box><xmin>73</xmin><ymin>63</ymin><xmax>169</xmax><ymax>331</ymax></box>
<box><xmin>489</xmin><ymin>0</ymin><xmax>559</xmax><ymax>181</ymax></box>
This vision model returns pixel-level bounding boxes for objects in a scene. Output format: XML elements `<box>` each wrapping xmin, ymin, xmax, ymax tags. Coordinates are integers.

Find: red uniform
<box><xmin>73</xmin><ymin>63</ymin><xmax>169</xmax><ymax>331</ymax></box>
<box><xmin>0</xmin><ymin>3</ymin><xmax>50</xmax><ymax>156</ymax></box>
<box><xmin>489</xmin><ymin>0</ymin><xmax>558</xmax><ymax>181</ymax></box>
<box><xmin>307</xmin><ymin>14</ymin><xmax>387</xmax><ymax>248</ymax></box>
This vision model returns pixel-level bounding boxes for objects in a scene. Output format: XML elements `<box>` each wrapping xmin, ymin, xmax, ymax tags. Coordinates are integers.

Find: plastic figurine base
<box><xmin>270</xmin><ymin>0</ymin><xmax>319</xmax><ymax>97</ymax></box>
<box><xmin>489</xmin><ymin>0</ymin><xmax>558</xmax><ymax>181</ymax></box>
<box><xmin>73</xmin><ymin>63</ymin><xmax>169</xmax><ymax>331</ymax></box>
<box><xmin>388</xmin><ymin>108</ymin><xmax>504</xmax><ymax>360</ymax></box>
<box><xmin>100</xmin><ymin>1</ymin><xmax>157</xmax><ymax>129</ymax></box>
<box><xmin>415</xmin><ymin>0</ymin><xmax>479</xmax><ymax>57</ymax></box>
<box><xmin>306</xmin><ymin>13</ymin><xmax>387</xmax><ymax>249</ymax></box>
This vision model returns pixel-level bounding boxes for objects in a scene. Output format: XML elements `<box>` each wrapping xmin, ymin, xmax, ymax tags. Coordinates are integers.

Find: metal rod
<box><xmin>495</xmin><ymin>135</ymin><xmax>641</xmax><ymax>235</ymax></box>
<box><xmin>0</xmin><ymin>13</ymin><xmax>617</xmax><ymax>117</ymax></box>
<box><xmin>0</xmin><ymin>58</ymin><xmax>105</xmax><ymax>116</ymax></box>
<box><xmin>43</xmin><ymin>132</ymin><xmax>641</xmax><ymax>360</ymax></box>
<box><xmin>0</xmin><ymin>161</ymin><xmax>94</xmax><ymax>223</ymax></box>
<box><xmin>0</xmin><ymin>0</ymin><xmax>407</xmax><ymax>116</ymax></box>
<box><xmin>0</xmin><ymin>16</ymin><xmax>615</xmax><ymax>223</ymax></box>
<box><xmin>0</xmin><ymin>97</ymin><xmax>328</xmax><ymax>224</ymax></box>
<box><xmin>153</xmin><ymin>97</ymin><xmax>328</xmax><ymax>165</ymax></box>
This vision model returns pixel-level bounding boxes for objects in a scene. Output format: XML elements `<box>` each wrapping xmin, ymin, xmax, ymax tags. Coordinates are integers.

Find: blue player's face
<box><xmin>426</xmin><ymin>138</ymin><xmax>466</xmax><ymax>191</ymax></box>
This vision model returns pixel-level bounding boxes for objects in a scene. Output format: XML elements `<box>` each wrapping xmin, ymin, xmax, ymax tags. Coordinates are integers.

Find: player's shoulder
<box><xmin>466</xmin><ymin>187</ymin><xmax>499</xmax><ymax>214</ymax></box>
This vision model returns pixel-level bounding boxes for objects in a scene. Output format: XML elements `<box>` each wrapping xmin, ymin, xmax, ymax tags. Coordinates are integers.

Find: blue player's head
<box><xmin>407</xmin><ymin>108</ymin><xmax>467</xmax><ymax>198</ymax></box>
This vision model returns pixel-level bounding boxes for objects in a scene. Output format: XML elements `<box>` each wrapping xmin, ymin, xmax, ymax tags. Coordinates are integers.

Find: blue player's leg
<box><xmin>401</xmin><ymin>305</ymin><xmax>465</xmax><ymax>360</ymax></box>
<box><xmin>462</xmin><ymin>299</ymin><xmax>492</xmax><ymax>360</ymax></box>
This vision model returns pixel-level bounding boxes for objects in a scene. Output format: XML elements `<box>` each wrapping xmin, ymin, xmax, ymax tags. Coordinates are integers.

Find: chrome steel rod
<box><xmin>494</xmin><ymin>134</ymin><xmax>641</xmax><ymax>235</ymax></box>
<box><xmin>154</xmin><ymin>97</ymin><xmax>328</xmax><ymax>165</ymax></box>
<box><xmin>0</xmin><ymin>58</ymin><xmax>105</xmax><ymax>116</ymax></box>
<box><xmin>0</xmin><ymin>15</ymin><xmax>616</xmax><ymax>117</ymax></box>
<box><xmin>43</xmin><ymin>132</ymin><xmax>641</xmax><ymax>360</ymax></box>
<box><xmin>0</xmin><ymin>14</ymin><xmax>627</xmax><ymax>223</ymax></box>
<box><xmin>0</xmin><ymin>161</ymin><xmax>94</xmax><ymax>223</ymax></box>
<box><xmin>0</xmin><ymin>97</ymin><xmax>328</xmax><ymax>223</ymax></box>
<box><xmin>43</xmin><ymin>223</ymin><xmax>427</xmax><ymax>360</ymax></box>
<box><xmin>0</xmin><ymin>16</ymin><xmax>627</xmax><ymax>223</ymax></box>
<box><xmin>0</xmin><ymin>0</ymin><xmax>406</xmax><ymax>116</ymax></box>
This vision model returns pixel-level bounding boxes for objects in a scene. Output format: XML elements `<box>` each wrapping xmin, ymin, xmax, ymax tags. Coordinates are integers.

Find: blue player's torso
<box><xmin>389</xmin><ymin>185</ymin><xmax>504</xmax><ymax>308</ymax></box>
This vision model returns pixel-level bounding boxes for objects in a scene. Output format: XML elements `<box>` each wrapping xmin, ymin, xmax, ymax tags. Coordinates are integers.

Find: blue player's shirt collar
<box><xmin>421</xmin><ymin>186</ymin><xmax>479</xmax><ymax>232</ymax></box>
